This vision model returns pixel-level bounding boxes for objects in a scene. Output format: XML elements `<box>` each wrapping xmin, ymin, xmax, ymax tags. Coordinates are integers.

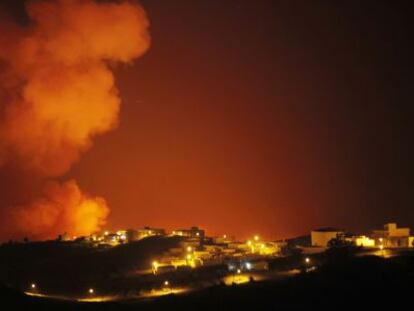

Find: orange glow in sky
<box><xmin>1</xmin><ymin>1</ymin><xmax>413</xmax><ymax>240</ymax></box>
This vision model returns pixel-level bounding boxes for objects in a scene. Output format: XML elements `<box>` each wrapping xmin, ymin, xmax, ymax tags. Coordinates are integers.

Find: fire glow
<box><xmin>0</xmin><ymin>0</ymin><xmax>150</xmax><ymax>239</ymax></box>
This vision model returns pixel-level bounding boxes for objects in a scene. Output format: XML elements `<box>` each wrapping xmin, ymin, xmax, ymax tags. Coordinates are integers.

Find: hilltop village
<box><xmin>52</xmin><ymin>222</ymin><xmax>414</xmax><ymax>274</ymax></box>
<box><xmin>1</xmin><ymin>222</ymin><xmax>414</xmax><ymax>303</ymax></box>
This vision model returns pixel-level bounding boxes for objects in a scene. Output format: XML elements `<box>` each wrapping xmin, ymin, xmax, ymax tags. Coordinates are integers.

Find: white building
<box><xmin>353</xmin><ymin>235</ymin><xmax>375</xmax><ymax>247</ymax></box>
<box><xmin>372</xmin><ymin>223</ymin><xmax>412</xmax><ymax>248</ymax></box>
<box><xmin>311</xmin><ymin>228</ymin><xmax>344</xmax><ymax>247</ymax></box>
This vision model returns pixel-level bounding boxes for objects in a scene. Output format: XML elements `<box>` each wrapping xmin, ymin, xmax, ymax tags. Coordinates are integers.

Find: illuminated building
<box><xmin>96</xmin><ymin>227</ymin><xmax>166</xmax><ymax>245</ymax></box>
<box><xmin>213</xmin><ymin>234</ymin><xmax>233</xmax><ymax>244</ymax></box>
<box><xmin>311</xmin><ymin>228</ymin><xmax>344</xmax><ymax>247</ymax></box>
<box><xmin>410</xmin><ymin>237</ymin><xmax>414</xmax><ymax>247</ymax></box>
<box><xmin>172</xmin><ymin>226</ymin><xmax>205</xmax><ymax>239</ymax></box>
<box><xmin>353</xmin><ymin>235</ymin><xmax>375</xmax><ymax>247</ymax></box>
<box><xmin>103</xmin><ymin>233</ymin><xmax>121</xmax><ymax>246</ymax></box>
<box><xmin>258</xmin><ymin>242</ymin><xmax>279</xmax><ymax>255</ymax></box>
<box><xmin>123</xmin><ymin>229</ymin><xmax>139</xmax><ymax>241</ymax></box>
<box><xmin>372</xmin><ymin>223</ymin><xmax>412</xmax><ymax>248</ymax></box>
<box><xmin>138</xmin><ymin>227</ymin><xmax>166</xmax><ymax>239</ymax></box>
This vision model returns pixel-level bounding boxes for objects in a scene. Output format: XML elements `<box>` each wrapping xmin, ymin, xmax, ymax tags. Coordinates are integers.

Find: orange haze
<box><xmin>0</xmin><ymin>0</ymin><xmax>150</xmax><ymax>240</ymax></box>
<box><xmin>11</xmin><ymin>180</ymin><xmax>109</xmax><ymax>240</ymax></box>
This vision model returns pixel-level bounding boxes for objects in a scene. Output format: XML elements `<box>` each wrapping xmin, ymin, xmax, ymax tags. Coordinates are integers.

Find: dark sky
<box><xmin>1</xmin><ymin>0</ymin><xmax>413</xmax><ymax>239</ymax></box>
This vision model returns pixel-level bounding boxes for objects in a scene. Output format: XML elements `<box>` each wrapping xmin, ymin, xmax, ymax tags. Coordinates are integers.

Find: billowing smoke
<box><xmin>11</xmin><ymin>180</ymin><xmax>110</xmax><ymax>239</ymax></box>
<box><xmin>0</xmin><ymin>0</ymin><xmax>150</xmax><ymax>240</ymax></box>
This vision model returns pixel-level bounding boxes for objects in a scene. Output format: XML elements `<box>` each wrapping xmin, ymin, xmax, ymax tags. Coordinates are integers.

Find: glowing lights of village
<box><xmin>20</xmin><ymin>222</ymin><xmax>411</xmax><ymax>301</ymax></box>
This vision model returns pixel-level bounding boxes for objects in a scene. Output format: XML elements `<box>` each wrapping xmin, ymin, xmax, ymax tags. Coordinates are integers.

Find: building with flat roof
<box><xmin>172</xmin><ymin>226</ymin><xmax>205</xmax><ymax>239</ymax></box>
<box><xmin>311</xmin><ymin>228</ymin><xmax>344</xmax><ymax>247</ymax></box>
<box><xmin>372</xmin><ymin>223</ymin><xmax>411</xmax><ymax>248</ymax></box>
<box><xmin>137</xmin><ymin>227</ymin><xmax>166</xmax><ymax>239</ymax></box>
<box><xmin>352</xmin><ymin>235</ymin><xmax>375</xmax><ymax>247</ymax></box>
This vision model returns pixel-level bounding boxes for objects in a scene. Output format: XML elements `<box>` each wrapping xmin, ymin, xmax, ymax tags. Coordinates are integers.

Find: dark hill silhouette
<box><xmin>2</xmin><ymin>254</ymin><xmax>414</xmax><ymax>310</ymax></box>
<box><xmin>0</xmin><ymin>236</ymin><xmax>183</xmax><ymax>295</ymax></box>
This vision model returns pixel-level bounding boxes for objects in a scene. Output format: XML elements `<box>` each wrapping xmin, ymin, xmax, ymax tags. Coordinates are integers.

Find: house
<box><xmin>172</xmin><ymin>226</ymin><xmax>205</xmax><ymax>239</ymax></box>
<box><xmin>137</xmin><ymin>227</ymin><xmax>166</xmax><ymax>239</ymax></box>
<box><xmin>372</xmin><ymin>223</ymin><xmax>412</xmax><ymax>248</ymax></box>
<box><xmin>311</xmin><ymin>228</ymin><xmax>344</xmax><ymax>247</ymax></box>
<box><xmin>352</xmin><ymin>235</ymin><xmax>375</xmax><ymax>247</ymax></box>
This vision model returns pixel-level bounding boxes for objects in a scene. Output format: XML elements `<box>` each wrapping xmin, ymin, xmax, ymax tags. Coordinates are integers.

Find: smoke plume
<box><xmin>0</xmin><ymin>0</ymin><xmax>150</xmax><ymax>240</ymax></box>
<box><xmin>11</xmin><ymin>180</ymin><xmax>110</xmax><ymax>239</ymax></box>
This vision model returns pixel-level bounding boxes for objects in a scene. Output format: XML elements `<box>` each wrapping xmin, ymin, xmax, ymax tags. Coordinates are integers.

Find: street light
<box><xmin>88</xmin><ymin>288</ymin><xmax>94</xmax><ymax>295</ymax></box>
<box><xmin>305</xmin><ymin>257</ymin><xmax>310</xmax><ymax>264</ymax></box>
<box><xmin>254</xmin><ymin>235</ymin><xmax>259</xmax><ymax>241</ymax></box>
<box><xmin>30</xmin><ymin>283</ymin><xmax>36</xmax><ymax>289</ymax></box>
<box><xmin>152</xmin><ymin>261</ymin><xmax>159</xmax><ymax>274</ymax></box>
<box><xmin>163</xmin><ymin>280</ymin><xmax>171</xmax><ymax>293</ymax></box>
<box><xmin>233</xmin><ymin>268</ymin><xmax>242</xmax><ymax>284</ymax></box>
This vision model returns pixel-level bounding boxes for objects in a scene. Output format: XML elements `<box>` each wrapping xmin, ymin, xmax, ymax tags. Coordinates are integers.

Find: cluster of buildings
<box><xmin>88</xmin><ymin>227</ymin><xmax>168</xmax><ymax>246</ymax></box>
<box><xmin>310</xmin><ymin>222</ymin><xmax>414</xmax><ymax>249</ymax></box>
<box><xmin>83</xmin><ymin>226</ymin><xmax>205</xmax><ymax>247</ymax></box>
<box><xmin>60</xmin><ymin>226</ymin><xmax>281</xmax><ymax>274</ymax></box>
<box><xmin>149</xmin><ymin>231</ymin><xmax>280</xmax><ymax>274</ymax></box>
<box><xmin>58</xmin><ymin>222</ymin><xmax>414</xmax><ymax>274</ymax></box>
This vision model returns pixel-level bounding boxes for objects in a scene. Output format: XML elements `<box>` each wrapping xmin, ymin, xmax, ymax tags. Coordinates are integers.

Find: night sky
<box><xmin>1</xmin><ymin>0</ymin><xmax>413</xmax><ymax>239</ymax></box>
